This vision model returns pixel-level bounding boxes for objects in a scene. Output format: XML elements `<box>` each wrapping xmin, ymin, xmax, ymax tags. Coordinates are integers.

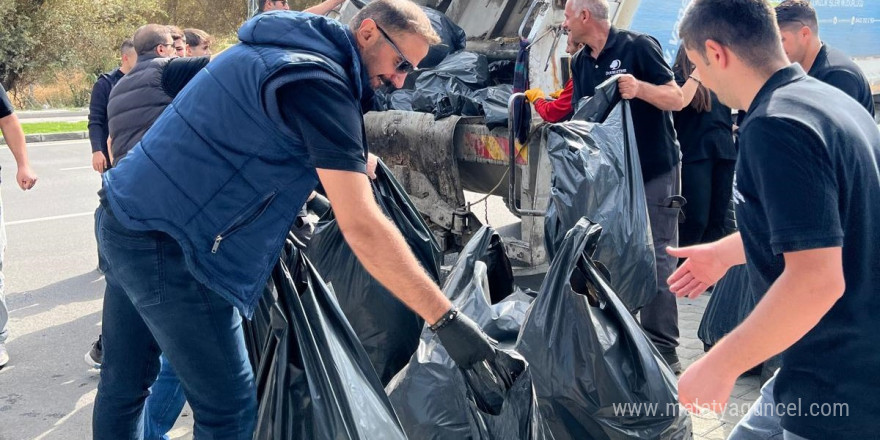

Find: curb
<box><xmin>0</xmin><ymin>131</ymin><xmax>88</xmax><ymax>146</ymax></box>
<box><xmin>15</xmin><ymin>109</ymin><xmax>89</xmax><ymax>119</ymax></box>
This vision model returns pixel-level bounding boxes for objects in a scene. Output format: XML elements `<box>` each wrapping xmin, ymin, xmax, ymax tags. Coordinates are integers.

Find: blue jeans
<box><xmin>729</xmin><ymin>371</ymin><xmax>784</xmax><ymax>440</ymax></box>
<box><xmin>144</xmin><ymin>355</ymin><xmax>187</xmax><ymax>440</ymax></box>
<box><xmin>92</xmin><ymin>207</ymin><xmax>256</xmax><ymax>440</ymax></box>
<box><xmin>95</xmin><ymin>205</ymin><xmax>108</xmax><ymax>272</ymax></box>
<box><xmin>729</xmin><ymin>370</ymin><xmax>810</xmax><ymax>440</ymax></box>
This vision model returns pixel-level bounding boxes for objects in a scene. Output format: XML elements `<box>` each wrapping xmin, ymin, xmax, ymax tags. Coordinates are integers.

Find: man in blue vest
<box><xmin>92</xmin><ymin>1</ymin><xmax>497</xmax><ymax>438</ymax></box>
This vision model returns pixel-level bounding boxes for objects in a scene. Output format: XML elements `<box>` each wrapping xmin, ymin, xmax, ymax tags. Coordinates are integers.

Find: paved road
<box><xmin>0</xmin><ymin>139</ymin><xmax>193</xmax><ymax>440</ymax></box>
<box><xmin>0</xmin><ymin>138</ymin><xmax>757</xmax><ymax>439</ymax></box>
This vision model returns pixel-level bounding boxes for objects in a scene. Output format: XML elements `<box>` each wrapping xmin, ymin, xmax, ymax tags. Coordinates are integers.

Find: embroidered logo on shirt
<box><xmin>606</xmin><ymin>59</ymin><xmax>627</xmax><ymax>76</ymax></box>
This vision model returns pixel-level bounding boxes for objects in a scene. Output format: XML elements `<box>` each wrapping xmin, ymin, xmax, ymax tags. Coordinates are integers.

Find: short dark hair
<box><xmin>349</xmin><ymin>0</ymin><xmax>441</xmax><ymax>45</ymax></box>
<box><xmin>258</xmin><ymin>0</ymin><xmax>281</xmax><ymax>13</ymax></box>
<box><xmin>775</xmin><ymin>0</ymin><xmax>818</xmax><ymax>33</ymax></box>
<box><xmin>168</xmin><ymin>25</ymin><xmax>184</xmax><ymax>42</ymax></box>
<box><xmin>132</xmin><ymin>24</ymin><xmax>173</xmax><ymax>56</ymax></box>
<box><xmin>674</xmin><ymin>45</ymin><xmax>712</xmax><ymax>112</ymax></box>
<box><xmin>120</xmin><ymin>39</ymin><xmax>135</xmax><ymax>54</ymax></box>
<box><xmin>184</xmin><ymin>28</ymin><xmax>213</xmax><ymax>47</ymax></box>
<box><xmin>679</xmin><ymin>0</ymin><xmax>786</xmax><ymax>72</ymax></box>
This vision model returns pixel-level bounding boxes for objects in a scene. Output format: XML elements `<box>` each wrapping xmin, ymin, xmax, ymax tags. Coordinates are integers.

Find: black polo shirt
<box><xmin>735</xmin><ymin>64</ymin><xmax>880</xmax><ymax>438</ymax></box>
<box><xmin>673</xmin><ymin>73</ymin><xmax>736</xmax><ymax>163</ymax></box>
<box><xmin>571</xmin><ymin>27</ymin><xmax>679</xmax><ymax>182</ymax></box>
<box><xmin>808</xmin><ymin>43</ymin><xmax>875</xmax><ymax>116</ymax></box>
<box><xmin>0</xmin><ymin>83</ymin><xmax>13</xmax><ymax>118</ymax></box>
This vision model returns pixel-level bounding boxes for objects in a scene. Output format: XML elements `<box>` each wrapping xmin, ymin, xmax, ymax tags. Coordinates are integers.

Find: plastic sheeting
<box><xmin>305</xmin><ymin>160</ymin><xmax>442</xmax><ymax>385</ymax></box>
<box><xmin>543</xmin><ymin>81</ymin><xmax>656</xmax><ymax>313</ymax></box>
<box><xmin>411</xmin><ymin>51</ymin><xmax>490</xmax><ymax>119</ymax></box>
<box><xmin>387</xmin><ymin>226</ymin><xmax>551</xmax><ymax>440</ymax></box>
<box><xmin>470</xmin><ymin>84</ymin><xmax>513</xmax><ymax>130</ymax></box>
<box><xmin>244</xmin><ymin>239</ymin><xmax>408</xmax><ymax>440</ymax></box>
<box><xmin>697</xmin><ymin>264</ymin><xmax>757</xmax><ymax>347</ymax></box>
<box><xmin>518</xmin><ymin>218</ymin><xmax>692</xmax><ymax>440</ymax></box>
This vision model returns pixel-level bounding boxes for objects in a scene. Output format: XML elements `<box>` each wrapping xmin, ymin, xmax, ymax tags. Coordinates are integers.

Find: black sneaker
<box><xmin>659</xmin><ymin>349</ymin><xmax>682</xmax><ymax>374</ymax></box>
<box><xmin>84</xmin><ymin>335</ymin><xmax>102</xmax><ymax>369</ymax></box>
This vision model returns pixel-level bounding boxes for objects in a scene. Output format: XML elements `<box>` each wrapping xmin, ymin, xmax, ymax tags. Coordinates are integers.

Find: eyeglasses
<box><xmin>376</xmin><ymin>25</ymin><xmax>415</xmax><ymax>74</ymax></box>
<box><xmin>155</xmin><ymin>42</ymin><xmax>174</xmax><ymax>50</ymax></box>
<box><xmin>273</xmin><ymin>0</ymin><xmax>288</xmax><ymax>4</ymax></box>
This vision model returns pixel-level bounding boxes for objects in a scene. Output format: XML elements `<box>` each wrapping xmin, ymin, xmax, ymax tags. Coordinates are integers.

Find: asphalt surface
<box><xmin>0</xmin><ymin>139</ymin><xmax>193</xmax><ymax>440</ymax></box>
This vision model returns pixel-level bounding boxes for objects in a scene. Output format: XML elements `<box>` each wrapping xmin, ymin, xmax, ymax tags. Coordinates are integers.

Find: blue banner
<box><xmin>628</xmin><ymin>0</ymin><xmax>880</xmax><ymax>64</ymax></box>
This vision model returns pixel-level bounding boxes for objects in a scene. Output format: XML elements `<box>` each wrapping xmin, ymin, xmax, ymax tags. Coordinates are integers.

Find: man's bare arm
<box><xmin>639</xmin><ymin>79</ymin><xmax>684</xmax><ymax>111</ymax></box>
<box><xmin>0</xmin><ymin>113</ymin><xmax>29</xmax><ymax>167</ymax></box>
<box><xmin>317</xmin><ymin>168</ymin><xmax>451</xmax><ymax>324</ymax></box>
<box><xmin>0</xmin><ymin>113</ymin><xmax>37</xmax><ymax>190</ymax></box>
<box><xmin>618</xmin><ymin>75</ymin><xmax>684</xmax><ymax>111</ymax></box>
<box><xmin>304</xmin><ymin>0</ymin><xmax>344</xmax><ymax>15</ymax></box>
<box><xmin>678</xmin><ymin>246</ymin><xmax>845</xmax><ymax>410</ymax></box>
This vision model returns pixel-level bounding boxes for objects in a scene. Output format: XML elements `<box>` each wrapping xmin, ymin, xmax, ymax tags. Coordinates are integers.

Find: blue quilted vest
<box><xmin>102</xmin><ymin>11</ymin><xmax>371</xmax><ymax>317</ymax></box>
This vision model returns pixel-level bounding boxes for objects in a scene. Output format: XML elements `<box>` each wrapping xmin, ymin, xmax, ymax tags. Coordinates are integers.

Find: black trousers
<box><xmin>639</xmin><ymin>167</ymin><xmax>683</xmax><ymax>352</ymax></box>
<box><xmin>679</xmin><ymin>158</ymin><xmax>736</xmax><ymax>247</ymax></box>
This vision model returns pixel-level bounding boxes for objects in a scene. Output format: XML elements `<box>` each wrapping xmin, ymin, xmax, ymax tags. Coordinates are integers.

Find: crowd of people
<box><xmin>0</xmin><ymin>0</ymin><xmax>877</xmax><ymax>438</ymax></box>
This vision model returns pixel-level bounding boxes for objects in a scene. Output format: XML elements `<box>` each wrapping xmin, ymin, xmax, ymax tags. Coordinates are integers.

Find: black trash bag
<box><xmin>420</xmin><ymin>6</ymin><xmax>467</xmax><ymax>69</ymax></box>
<box><xmin>372</xmin><ymin>89</ymin><xmax>416</xmax><ymax>112</ymax></box>
<box><xmin>412</xmin><ymin>51</ymin><xmax>490</xmax><ymax>119</ymax></box>
<box><xmin>387</xmin><ymin>226</ymin><xmax>551</xmax><ymax>440</ymax></box>
<box><xmin>245</xmin><ymin>240</ymin><xmax>408</xmax><ymax>440</ymax></box>
<box><xmin>305</xmin><ymin>160</ymin><xmax>442</xmax><ymax>385</ymax></box>
<box><xmin>697</xmin><ymin>264</ymin><xmax>757</xmax><ymax>347</ymax></box>
<box><xmin>471</xmin><ymin>84</ymin><xmax>513</xmax><ymax>130</ymax></box>
<box><xmin>388</xmin><ymin>89</ymin><xmax>416</xmax><ymax>111</ymax></box>
<box><xmin>488</xmin><ymin>60</ymin><xmax>516</xmax><ymax>85</ymax></box>
<box><xmin>543</xmin><ymin>80</ymin><xmax>656</xmax><ymax>312</ymax></box>
<box><xmin>518</xmin><ymin>218</ymin><xmax>692</xmax><ymax>440</ymax></box>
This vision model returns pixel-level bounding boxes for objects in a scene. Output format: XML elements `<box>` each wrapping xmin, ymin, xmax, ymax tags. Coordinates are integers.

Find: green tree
<box><xmin>0</xmin><ymin>0</ymin><xmax>44</xmax><ymax>91</ymax></box>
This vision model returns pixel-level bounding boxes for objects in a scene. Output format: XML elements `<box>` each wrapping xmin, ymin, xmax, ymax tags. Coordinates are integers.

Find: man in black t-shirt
<box><xmin>671</xmin><ymin>1</ymin><xmax>880</xmax><ymax>439</ymax></box>
<box><xmin>563</xmin><ymin>0</ymin><xmax>686</xmax><ymax>371</ymax></box>
<box><xmin>775</xmin><ymin>0</ymin><xmax>875</xmax><ymax>116</ymax></box>
<box><xmin>0</xmin><ymin>83</ymin><xmax>40</xmax><ymax>368</ymax></box>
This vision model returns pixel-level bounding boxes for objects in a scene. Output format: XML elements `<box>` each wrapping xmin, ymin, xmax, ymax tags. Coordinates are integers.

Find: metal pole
<box><xmin>507</xmin><ymin>92</ymin><xmax>544</xmax><ymax>217</ymax></box>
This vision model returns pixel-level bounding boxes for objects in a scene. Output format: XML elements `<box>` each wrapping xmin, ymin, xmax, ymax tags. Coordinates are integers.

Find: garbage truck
<box><xmin>287</xmin><ymin>0</ymin><xmax>880</xmax><ymax>271</ymax></box>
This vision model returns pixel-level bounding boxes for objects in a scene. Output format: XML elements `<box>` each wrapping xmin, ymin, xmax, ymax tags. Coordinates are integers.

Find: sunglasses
<box><xmin>375</xmin><ymin>25</ymin><xmax>415</xmax><ymax>74</ymax></box>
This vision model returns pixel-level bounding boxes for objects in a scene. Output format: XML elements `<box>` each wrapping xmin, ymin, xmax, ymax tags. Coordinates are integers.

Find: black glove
<box><xmin>433</xmin><ymin>307</ymin><xmax>496</xmax><ymax>369</ymax></box>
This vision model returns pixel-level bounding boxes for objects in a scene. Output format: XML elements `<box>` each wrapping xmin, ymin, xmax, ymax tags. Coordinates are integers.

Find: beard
<box><xmin>370</xmin><ymin>74</ymin><xmax>397</xmax><ymax>92</ymax></box>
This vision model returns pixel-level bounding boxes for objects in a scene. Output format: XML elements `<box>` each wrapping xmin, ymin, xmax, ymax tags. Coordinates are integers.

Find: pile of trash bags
<box><xmin>387</xmin><ymin>226</ymin><xmax>551</xmax><ymax>439</ymax></box>
<box><xmin>374</xmin><ymin>8</ymin><xmax>517</xmax><ymax>128</ymax></box>
<box><xmin>420</xmin><ymin>7</ymin><xmax>467</xmax><ymax>69</ymax></box>
<box><xmin>243</xmin><ymin>161</ymin><xmax>691</xmax><ymax>439</ymax></box>
<box><xmin>305</xmin><ymin>160</ymin><xmax>443</xmax><ymax>385</ymax></box>
<box><xmin>519</xmin><ymin>219</ymin><xmax>692</xmax><ymax>440</ymax></box>
<box><xmin>243</xmin><ymin>238</ymin><xmax>409</xmax><ymax>439</ymax></box>
<box><xmin>543</xmin><ymin>79</ymin><xmax>657</xmax><ymax>312</ymax></box>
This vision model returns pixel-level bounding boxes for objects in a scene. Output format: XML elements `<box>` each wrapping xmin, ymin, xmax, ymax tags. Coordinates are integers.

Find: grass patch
<box><xmin>20</xmin><ymin>121</ymin><xmax>88</xmax><ymax>135</ymax></box>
